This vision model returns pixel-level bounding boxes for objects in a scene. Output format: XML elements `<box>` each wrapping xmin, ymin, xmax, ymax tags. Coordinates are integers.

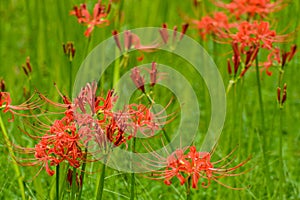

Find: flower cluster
<box><xmin>214</xmin><ymin>0</ymin><xmax>284</xmax><ymax>19</ymax></box>
<box><xmin>189</xmin><ymin>0</ymin><xmax>296</xmax><ymax>84</ymax></box>
<box><xmin>70</xmin><ymin>0</ymin><xmax>111</xmax><ymax>37</ymax></box>
<box><xmin>152</xmin><ymin>146</ymin><xmax>250</xmax><ymax>189</ymax></box>
<box><xmin>4</xmin><ymin>81</ymin><xmax>169</xmax><ymax>176</ymax></box>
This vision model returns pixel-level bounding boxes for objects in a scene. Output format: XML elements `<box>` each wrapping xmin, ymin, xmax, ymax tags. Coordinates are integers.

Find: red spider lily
<box><xmin>159</xmin><ymin>23</ymin><xmax>189</xmax><ymax>44</ymax></box>
<box><xmin>70</xmin><ymin>0</ymin><xmax>111</xmax><ymax>37</ymax></box>
<box><xmin>230</xmin><ymin>21</ymin><xmax>288</xmax><ymax>51</ymax></box>
<box><xmin>150</xmin><ymin>146</ymin><xmax>251</xmax><ymax>189</ymax></box>
<box><xmin>215</xmin><ymin>0</ymin><xmax>284</xmax><ymax>19</ymax></box>
<box><xmin>191</xmin><ymin>12</ymin><xmax>234</xmax><ymax>40</ymax></box>
<box><xmin>0</xmin><ymin>92</ymin><xmax>44</xmax><ymax>121</ymax></box>
<box><xmin>126</xmin><ymin>104</ymin><xmax>160</xmax><ymax>136</ymax></box>
<box><xmin>15</xmin><ymin>115</ymin><xmax>84</xmax><ymax>176</ymax></box>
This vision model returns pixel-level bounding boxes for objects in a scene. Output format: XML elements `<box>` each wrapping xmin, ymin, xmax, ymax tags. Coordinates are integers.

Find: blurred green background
<box><xmin>0</xmin><ymin>0</ymin><xmax>299</xmax><ymax>199</ymax></box>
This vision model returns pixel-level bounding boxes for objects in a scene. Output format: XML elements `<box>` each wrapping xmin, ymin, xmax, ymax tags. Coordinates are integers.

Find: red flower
<box><xmin>192</xmin><ymin>12</ymin><xmax>234</xmax><ymax>39</ymax></box>
<box><xmin>215</xmin><ymin>0</ymin><xmax>284</xmax><ymax>19</ymax></box>
<box><xmin>151</xmin><ymin>146</ymin><xmax>251</xmax><ymax>189</ymax></box>
<box><xmin>70</xmin><ymin>0</ymin><xmax>111</xmax><ymax>37</ymax></box>
<box><xmin>231</xmin><ymin>21</ymin><xmax>279</xmax><ymax>51</ymax></box>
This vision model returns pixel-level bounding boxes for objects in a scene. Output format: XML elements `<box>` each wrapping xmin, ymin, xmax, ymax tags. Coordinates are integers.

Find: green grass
<box><xmin>0</xmin><ymin>0</ymin><xmax>300</xmax><ymax>199</ymax></box>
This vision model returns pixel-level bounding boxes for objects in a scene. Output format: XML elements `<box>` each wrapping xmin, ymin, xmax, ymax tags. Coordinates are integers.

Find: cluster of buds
<box><xmin>21</xmin><ymin>56</ymin><xmax>32</xmax><ymax>77</ymax></box>
<box><xmin>277</xmin><ymin>83</ymin><xmax>287</xmax><ymax>108</ymax></box>
<box><xmin>130</xmin><ymin>62</ymin><xmax>160</xmax><ymax>93</ymax></box>
<box><xmin>159</xmin><ymin>23</ymin><xmax>189</xmax><ymax>45</ymax></box>
<box><xmin>63</xmin><ymin>42</ymin><xmax>76</xmax><ymax>61</ymax></box>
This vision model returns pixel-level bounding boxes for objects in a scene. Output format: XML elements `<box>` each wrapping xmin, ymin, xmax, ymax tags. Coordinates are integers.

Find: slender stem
<box><xmin>130</xmin><ymin>138</ymin><xmax>136</xmax><ymax>200</ymax></box>
<box><xmin>56</xmin><ymin>165</ymin><xmax>60</xmax><ymax>200</ymax></box>
<box><xmin>277</xmin><ymin>68</ymin><xmax>285</xmax><ymax>199</ymax></box>
<box><xmin>96</xmin><ymin>156</ymin><xmax>107</xmax><ymax>200</ymax></box>
<box><xmin>186</xmin><ymin>177</ymin><xmax>191</xmax><ymax>200</ymax></box>
<box><xmin>84</xmin><ymin>36</ymin><xmax>92</xmax><ymax>58</ymax></box>
<box><xmin>279</xmin><ymin>108</ymin><xmax>284</xmax><ymax>200</ymax></box>
<box><xmin>0</xmin><ymin>115</ymin><xmax>26</xmax><ymax>200</ymax></box>
<box><xmin>255</xmin><ymin>57</ymin><xmax>265</xmax><ymax>126</ymax></box>
<box><xmin>255</xmin><ymin>56</ymin><xmax>270</xmax><ymax>196</ymax></box>
<box><xmin>113</xmin><ymin>48</ymin><xmax>120</xmax><ymax>89</ymax></box>
<box><xmin>69</xmin><ymin>61</ymin><xmax>73</xmax><ymax>98</ymax></box>
<box><xmin>70</xmin><ymin>167</ymin><xmax>77</xmax><ymax>200</ymax></box>
<box><xmin>78</xmin><ymin>148</ymin><xmax>88</xmax><ymax>200</ymax></box>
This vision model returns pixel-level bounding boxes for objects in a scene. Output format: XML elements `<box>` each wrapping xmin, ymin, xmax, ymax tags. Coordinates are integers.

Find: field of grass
<box><xmin>0</xmin><ymin>0</ymin><xmax>299</xmax><ymax>199</ymax></box>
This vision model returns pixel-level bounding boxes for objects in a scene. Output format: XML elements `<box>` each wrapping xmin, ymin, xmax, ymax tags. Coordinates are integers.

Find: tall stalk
<box><xmin>130</xmin><ymin>138</ymin><xmax>136</xmax><ymax>200</ymax></box>
<box><xmin>96</xmin><ymin>156</ymin><xmax>108</xmax><ymax>200</ymax></box>
<box><xmin>255</xmin><ymin>56</ymin><xmax>270</xmax><ymax>197</ymax></box>
<box><xmin>56</xmin><ymin>165</ymin><xmax>60</xmax><ymax>200</ymax></box>
<box><xmin>186</xmin><ymin>177</ymin><xmax>191</xmax><ymax>200</ymax></box>
<box><xmin>0</xmin><ymin>116</ymin><xmax>26</xmax><ymax>200</ymax></box>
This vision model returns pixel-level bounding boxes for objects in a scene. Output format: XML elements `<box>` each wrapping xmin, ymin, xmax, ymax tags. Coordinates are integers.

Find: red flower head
<box><xmin>151</xmin><ymin>146</ymin><xmax>251</xmax><ymax>189</ymax></box>
<box><xmin>192</xmin><ymin>12</ymin><xmax>234</xmax><ymax>40</ymax></box>
<box><xmin>70</xmin><ymin>0</ymin><xmax>111</xmax><ymax>37</ymax></box>
<box><xmin>215</xmin><ymin>0</ymin><xmax>285</xmax><ymax>19</ymax></box>
<box><xmin>231</xmin><ymin>21</ymin><xmax>279</xmax><ymax>51</ymax></box>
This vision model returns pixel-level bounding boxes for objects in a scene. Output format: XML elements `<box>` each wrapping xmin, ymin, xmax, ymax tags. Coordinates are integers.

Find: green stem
<box><xmin>84</xmin><ymin>36</ymin><xmax>92</xmax><ymax>58</ymax></box>
<box><xmin>279</xmin><ymin>108</ymin><xmax>284</xmax><ymax>200</ymax></box>
<box><xmin>255</xmin><ymin>56</ymin><xmax>270</xmax><ymax>196</ymax></box>
<box><xmin>70</xmin><ymin>167</ymin><xmax>77</xmax><ymax>200</ymax></box>
<box><xmin>69</xmin><ymin>61</ymin><xmax>73</xmax><ymax>98</ymax></box>
<box><xmin>255</xmin><ymin>57</ymin><xmax>265</xmax><ymax>126</ymax></box>
<box><xmin>96</xmin><ymin>157</ymin><xmax>107</xmax><ymax>200</ymax></box>
<box><xmin>130</xmin><ymin>138</ymin><xmax>136</xmax><ymax>200</ymax></box>
<box><xmin>186</xmin><ymin>177</ymin><xmax>191</xmax><ymax>200</ymax></box>
<box><xmin>56</xmin><ymin>165</ymin><xmax>60</xmax><ymax>200</ymax></box>
<box><xmin>0</xmin><ymin>115</ymin><xmax>26</xmax><ymax>200</ymax></box>
<box><xmin>78</xmin><ymin>148</ymin><xmax>88</xmax><ymax>200</ymax></box>
<box><xmin>113</xmin><ymin>48</ymin><xmax>120</xmax><ymax>89</ymax></box>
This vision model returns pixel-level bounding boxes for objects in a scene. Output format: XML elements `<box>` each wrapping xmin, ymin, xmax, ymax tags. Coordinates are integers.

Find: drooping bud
<box><xmin>277</xmin><ymin>87</ymin><xmax>281</xmax><ymax>103</ymax></box>
<box><xmin>150</xmin><ymin>62</ymin><xmax>158</xmax><ymax>87</ymax></box>
<box><xmin>26</xmin><ymin>56</ymin><xmax>32</xmax><ymax>72</ymax></box>
<box><xmin>160</xmin><ymin>23</ymin><xmax>169</xmax><ymax>44</ymax></box>
<box><xmin>22</xmin><ymin>65</ymin><xmax>29</xmax><ymax>76</ymax></box>
<box><xmin>288</xmin><ymin>45</ymin><xmax>297</xmax><ymax>62</ymax></box>
<box><xmin>63</xmin><ymin>42</ymin><xmax>76</xmax><ymax>61</ymax></box>
<box><xmin>130</xmin><ymin>67</ymin><xmax>145</xmax><ymax>93</ymax></box>
<box><xmin>180</xmin><ymin>23</ymin><xmax>189</xmax><ymax>40</ymax></box>
<box><xmin>112</xmin><ymin>30</ymin><xmax>122</xmax><ymax>51</ymax></box>
<box><xmin>281</xmin><ymin>83</ymin><xmax>287</xmax><ymax>105</ymax></box>
<box><xmin>124</xmin><ymin>30</ymin><xmax>133</xmax><ymax>51</ymax></box>
<box><xmin>0</xmin><ymin>79</ymin><xmax>5</xmax><ymax>92</ymax></box>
